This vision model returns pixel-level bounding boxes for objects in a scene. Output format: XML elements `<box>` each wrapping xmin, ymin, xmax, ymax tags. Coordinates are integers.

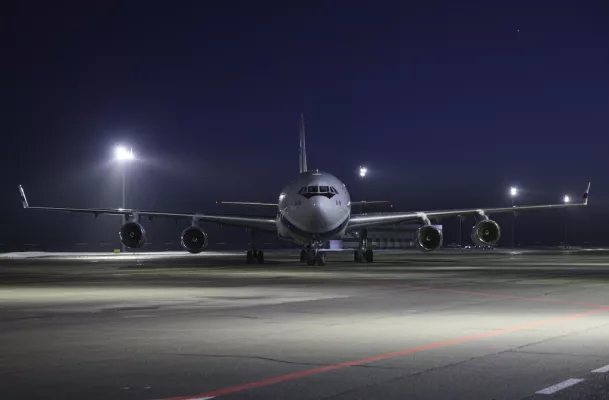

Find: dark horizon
<box><xmin>3</xmin><ymin>1</ymin><xmax>608</xmax><ymax>250</ymax></box>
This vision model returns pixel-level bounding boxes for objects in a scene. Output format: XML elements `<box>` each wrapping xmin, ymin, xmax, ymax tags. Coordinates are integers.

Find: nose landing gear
<box><xmin>302</xmin><ymin>242</ymin><xmax>326</xmax><ymax>266</ymax></box>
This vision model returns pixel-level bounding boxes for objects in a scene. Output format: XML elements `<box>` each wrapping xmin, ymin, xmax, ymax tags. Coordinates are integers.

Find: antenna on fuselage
<box><xmin>299</xmin><ymin>113</ymin><xmax>308</xmax><ymax>174</ymax></box>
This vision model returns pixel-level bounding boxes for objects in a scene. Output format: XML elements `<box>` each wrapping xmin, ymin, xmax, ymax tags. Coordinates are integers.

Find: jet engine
<box><xmin>416</xmin><ymin>225</ymin><xmax>443</xmax><ymax>252</ymax></box>
<box><xmin>181</xmin><ymin>226</ymin><xmax>208</xmax><ymax>253</ymax></box>
<box><xmin>119</xmin><ymin>221</ymin><xmax>146</xmax><ymax>248</ymax></box>
<box><xmin>471</xmin><ymin>219</ymin><xmax>501</xmax><ymax>247</ymax></box>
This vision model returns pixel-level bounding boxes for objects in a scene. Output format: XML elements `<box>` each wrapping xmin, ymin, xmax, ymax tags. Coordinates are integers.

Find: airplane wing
<box><xmin>18</xmin><ymin>185</ymin><xmax>277</xmax><ymax>232</ymax></box>
<box><xmin>347</xmin><ymin>182</ymin><xmax>591</xmax><ymax>231</ymax></box>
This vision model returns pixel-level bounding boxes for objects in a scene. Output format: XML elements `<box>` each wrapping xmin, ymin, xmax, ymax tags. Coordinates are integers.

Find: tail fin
<box><xmin>299</xmin><ymin>113</ymin><xmax>308</xmax><ymax>173</ymax></box>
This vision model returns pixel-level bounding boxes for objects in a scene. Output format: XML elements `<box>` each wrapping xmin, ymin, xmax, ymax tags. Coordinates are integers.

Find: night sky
<box><xmin>3</xmin><ymin>1</ymin><xmax>608</xmax><ymax>250</ymax></box>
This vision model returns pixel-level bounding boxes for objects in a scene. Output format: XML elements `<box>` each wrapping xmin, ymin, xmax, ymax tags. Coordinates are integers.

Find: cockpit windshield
<box><xmin>299</xmin><ymin>185</ymin><xmax>339</xmax><ymax>195</ymax></box>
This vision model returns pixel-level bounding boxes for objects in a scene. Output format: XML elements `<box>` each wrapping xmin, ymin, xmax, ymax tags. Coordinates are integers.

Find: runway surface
<box><xmin>1</xmin><ymin>249</ymin><xmax>608</xmax><ymax>400</ymax></box>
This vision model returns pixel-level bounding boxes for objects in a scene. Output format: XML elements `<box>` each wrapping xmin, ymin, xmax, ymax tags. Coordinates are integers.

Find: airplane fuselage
<box><xmin>277</xmin><ymin>171</ymin><xmax>351</xmax><ymax>245</ymax></box>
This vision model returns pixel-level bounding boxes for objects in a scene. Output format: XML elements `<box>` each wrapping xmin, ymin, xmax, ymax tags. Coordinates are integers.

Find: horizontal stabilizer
<box><xmin>216</xmin><ymin>201</ymin><xmax>278</xmax><ymax>207</ymax></box>
<box><xmin>351</xmin><ymin>200</ymin><xmax>390</xmax><ymax>206</ymax></box>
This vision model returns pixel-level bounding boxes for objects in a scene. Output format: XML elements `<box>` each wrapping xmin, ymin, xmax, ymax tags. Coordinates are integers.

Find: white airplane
<box><xmin>18</xmin><ymin>115</ymin><xmax>590</xmax><ymax>265</ymax></box>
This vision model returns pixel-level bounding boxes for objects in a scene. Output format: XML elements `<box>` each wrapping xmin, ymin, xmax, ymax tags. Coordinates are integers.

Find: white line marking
<box><xmin>536</xmin><ymin>378</ymin><xmax>585</xmax><ymax>395</ymax></box>
<box><xmin>177</xmin><ymin>398</ymin><xmax>214</xmax><ymax>400</ymax></box>
<box><xmin>592</xmin><ymin>364</ymin><xmax>609</xmax><ymax>373</ymax></box>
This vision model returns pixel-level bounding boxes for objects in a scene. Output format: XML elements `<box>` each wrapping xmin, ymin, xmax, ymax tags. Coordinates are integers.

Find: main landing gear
<box><xmin>245</xmin><ymin>229</ymin><xmax>264</xmax><ymax>264</ymax></box>
<box><xmin>354</xmin><ymin>228</ymin><xmax>374</xmax><ymax>263</ymax></box>
<box><xmin>246</xmin><ymin>248</ymin><xmax>265</xmax><ymax>264</ymax></box>
<box><xmin>354</xmin><ymin>248</ymin><xmax>374</xmax><ymax>263</ymax></box>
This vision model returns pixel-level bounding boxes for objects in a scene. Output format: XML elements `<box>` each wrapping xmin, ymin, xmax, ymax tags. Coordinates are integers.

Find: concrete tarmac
<box><xmin>0</xmin><ymin>249</ymin><xmax>608</xmax><ymax>400</ymax></box>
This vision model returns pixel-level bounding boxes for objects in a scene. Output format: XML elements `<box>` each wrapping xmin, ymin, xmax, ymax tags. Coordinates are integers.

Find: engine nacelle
<box><xmin>416</xmin><ymin>225</ymin><xmax>443</xmax><ymax>252</ymax></box>
<box><xmin>181</xmin><ymin>226</ymin><xmax>208</xmax><ymax>254</ymax></box>
<box><xmin>471</xmin><ymin>219</ymin><xmax>501</xmax><ymax>247</ymax></box>
<box><xmin>119</xmin><ymin>221</ymin><xmax>146</xmax><ymax>248</ymax></box>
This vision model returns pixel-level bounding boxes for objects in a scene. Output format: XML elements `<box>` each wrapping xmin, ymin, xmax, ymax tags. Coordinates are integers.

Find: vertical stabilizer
<box><xmin>299</xmin><ymin>113</ymin><xmax>308</xmax><ymax>173</ymax></box>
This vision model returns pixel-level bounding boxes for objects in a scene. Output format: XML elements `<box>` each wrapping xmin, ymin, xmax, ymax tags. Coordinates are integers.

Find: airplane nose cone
<box><xmin>308</xmin><ymin>199</ymin><xmax>334</xmax><ymax>233</ymax></box>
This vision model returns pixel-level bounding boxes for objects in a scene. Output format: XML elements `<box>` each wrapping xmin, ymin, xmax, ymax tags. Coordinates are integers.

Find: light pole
<box><xmin>563</xmin><ymin>194</ymin><xmax>570</xmax><ymax>249</ymax></box>
<box><xmin>458</xmin><ymin>215</ymin><xmax>462</xmax><ymax>248</ymax></box>
<box><xmin>114</xmin><ymin>146</ymin><xmax>135</xmax><ymax>252</ymax></box>
<box><xmin>510</xmin><ymin>186</ymin><xmax>518</xmax><ymax>248</ymax></box>
<box><xmin>358</xmin><ymin>166</ymin><xmax>367</xmax><ymax>214</ymax></box>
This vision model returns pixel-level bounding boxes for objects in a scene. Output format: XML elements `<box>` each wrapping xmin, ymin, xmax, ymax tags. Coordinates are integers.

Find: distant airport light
<box><xmin>359</xmin><ymin>166</ymin><xmax>368</xmax><ymax>178</ymax></box>
<box><xmin>115</xmin><ymin>146</ymin><xmax>134</xmax><ymax>161</ymax></box>
<box><xmin>564</xmin><ymin>195</ymin><xmax>571</xmax><ymax>203</ymax></box>
<box><xmin>510</xmin><ymin>187</ymin><xmax>518</xmax><ymax>197</ymax></box>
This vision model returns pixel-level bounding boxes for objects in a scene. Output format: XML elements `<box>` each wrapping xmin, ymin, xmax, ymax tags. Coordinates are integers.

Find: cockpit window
<box><xmin>307</xmin><ymin>186</ymin><xmax>319</xmax><ymax>193</ymax></box>
<box><xmin>319</xmin><ymin>186</ymin><xmax>329</xmax><ymax>193</ymax></box>
<box><xmin>330</xmin><ymin>186</ymin><xmax>338</xmax><ymax>194</ymax></box>
<box><xmin>298</xmin><ymin>187</ymin><xmax>306</xmax><ymax>194</ymax></box>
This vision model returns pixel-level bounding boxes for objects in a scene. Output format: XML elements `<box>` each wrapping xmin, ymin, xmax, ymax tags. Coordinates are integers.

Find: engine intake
<box><xmin>471</xmin><ymin>219</ymin><xmax>501</xmax><ymax>246</ymax></box>
<box><xmin>181</xmin><ymin>226</ymin><xmax>208</xmax><ymax>253</ymax></box>
<box><xmin>416</xmin><ymin>225</ymin><xmax>443</xmax><ymax>252</ymax></box>
<box><xmin>119</xmin><ymin>222</ymin><xmax>146</xmax><ymax>248</ymax></box>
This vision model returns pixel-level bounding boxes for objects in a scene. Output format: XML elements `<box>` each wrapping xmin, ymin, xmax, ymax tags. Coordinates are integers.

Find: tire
<box><xmin>364</xmin><ymin>249</ymin><xmax>374</xmax><ymax>263</ymax></box>
<box><xmin>354</xmin><ymin>249</ymin><xmax>363</xmax><ymax>262</ymax></box>
<box><xmin>256</xmin><ymin>250</ymin><xmax>265</xmax><ymax>264</ymax></box>
<box><xmin>300</xmin><ymin>249</ymin><xmax>306</xmax><ymax>262</ymax></box>
<box><xmin>305</xmin><ymin>250</ymin><xmax>316</xmax><ymax>266</ymax></box>
<box><xmin>315</xmin><ymin>252</ymin><xmax>326</xmax><ymax>266</ymax></box>
<box><xmin>246</xmin><ymin>250</ymin><xmax>254</xmax><ymax>264</ymax></box>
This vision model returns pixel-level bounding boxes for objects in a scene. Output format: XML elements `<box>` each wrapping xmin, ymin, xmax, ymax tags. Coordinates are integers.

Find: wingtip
<box><xmin>583</xmin><ymin>182</ymin><xmax>591</xmax><ymax>205</ymax></box>
<box><xmin>18</xmin><ymin>184</ymin><xmax>29</xmax><ymax>208</ymax></box>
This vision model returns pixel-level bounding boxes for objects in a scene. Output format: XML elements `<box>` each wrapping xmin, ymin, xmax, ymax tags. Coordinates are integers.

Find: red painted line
<box><xmin>156</xmin><ymin>307</ymin><xmax>609</xmax><ymax>400</ymax></box>
<box><xmin>375</xmin><ymin>282</ymin><xmax>609</xmax><ymax>309</ymax></box>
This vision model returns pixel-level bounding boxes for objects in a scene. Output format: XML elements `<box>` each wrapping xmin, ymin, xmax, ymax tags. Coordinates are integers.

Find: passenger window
<box><xmin>308</xmin><ymin>186</ymin><xmax>319</xmax><ymax>193</ymax></box>
<box><xmin>319</xmin><ymin>186</ymin><xmax>329</xmax><ymax>193</ymax></box>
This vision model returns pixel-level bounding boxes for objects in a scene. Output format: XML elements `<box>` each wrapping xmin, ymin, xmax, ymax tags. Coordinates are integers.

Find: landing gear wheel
<box><xmin>305</xmin><ymin>250</ymin><xmax>316</xmax><ymax>266</ymax></box>
<box><xmin>246</xmin><ymin>250</ymin><xmax>254</xmax><ymax>264</ymax></box>
<box><xmin>315</xmin><ymin>251</ymin><xmax>326</xmax><ymax>266</ymax></box>
<box><xmin>256</xmin><ymin>250</ymin><xmax>265</xmax><ymax>264</ymax></box>
<box><xmin>364</xmin><ymin>249</ymin><xmax>374</xmax><ymax>263</ymax></box>
<box><xmin>354</xmin><ymin>249</ymin><xmax>363</xmax><ymax>262</ymax></box>
<box><xmin>300</xmin><ymin>249</ymin><xmax>306</xmax><ymax>262</ymax></box>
